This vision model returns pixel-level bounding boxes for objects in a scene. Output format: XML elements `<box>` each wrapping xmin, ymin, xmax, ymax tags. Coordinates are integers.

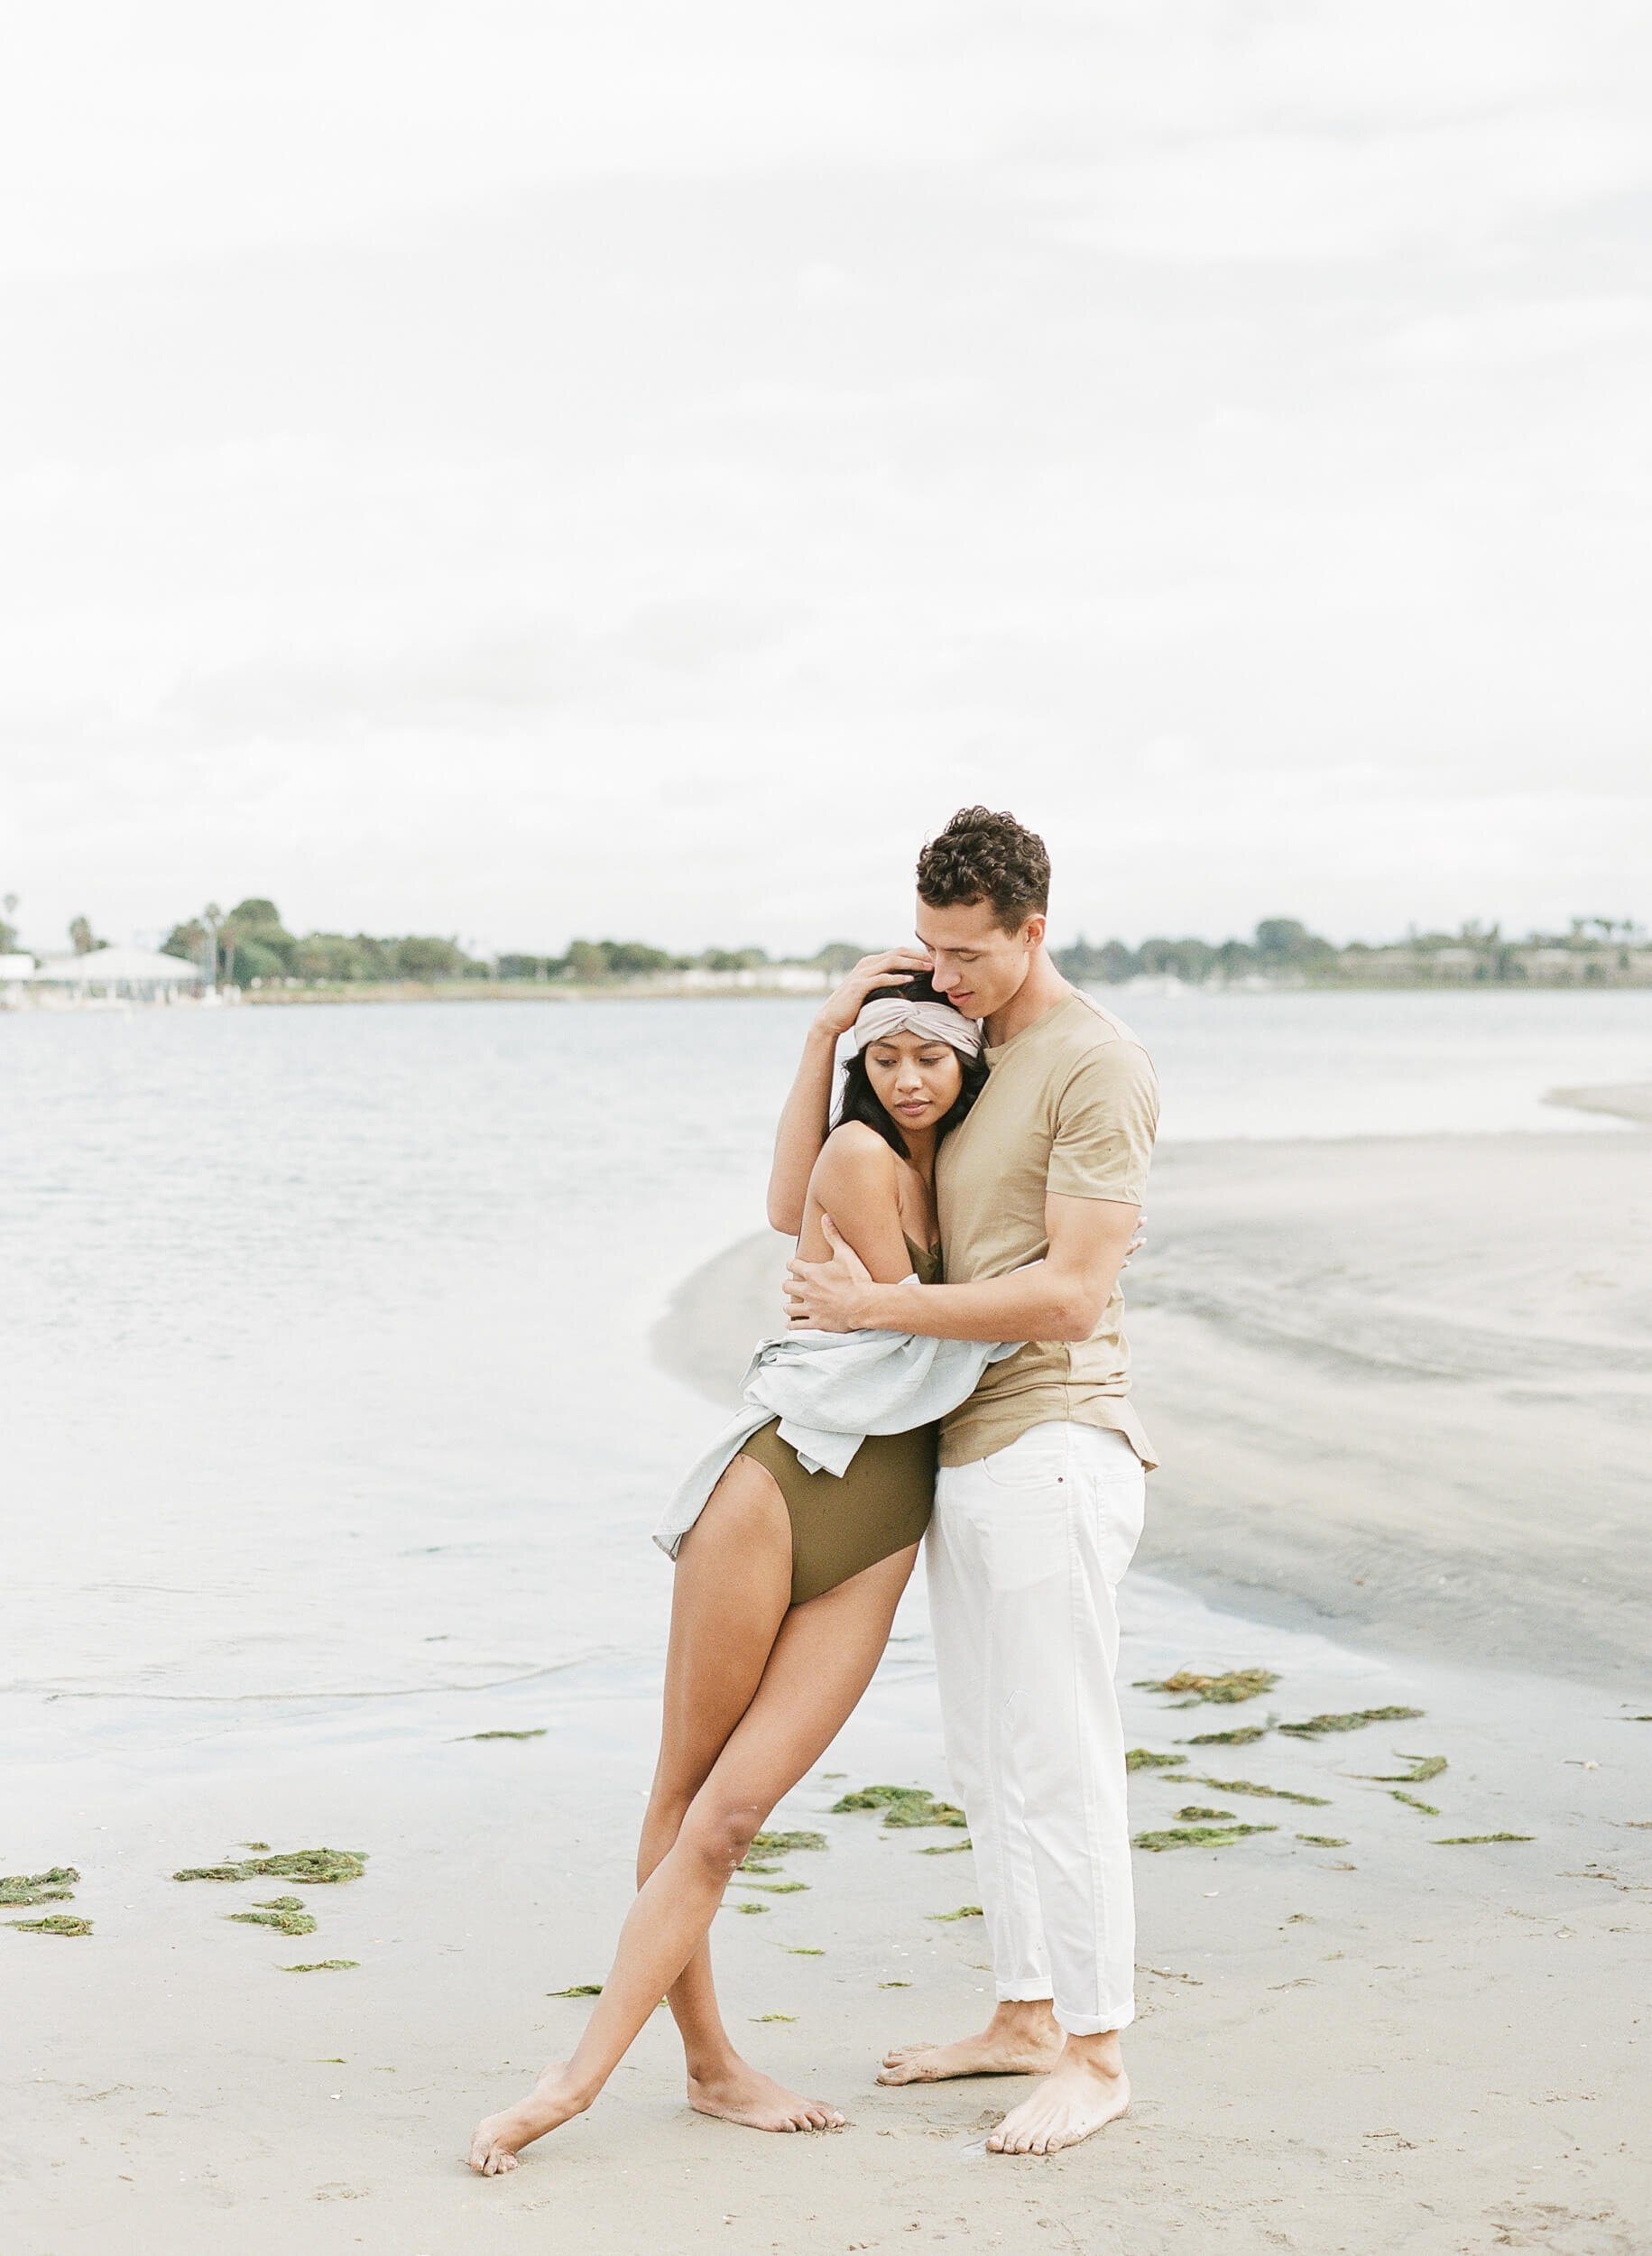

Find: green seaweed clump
<box><xmin>549</xmin><ymin>1983</ymin><xmax>603</xmax><ymax>1996</ymax></box>
<box><xmin>1434</xmin><ymin>1833</ymin><xmax>1534</xmax><ymax>1845</ymax></box>
<box><xmin>751</xmin><ymin>2012</ymin><xmax>797</xmax><ymax>2022</ymax></box>
<box><xmin>228</xmin><ymin>1909</ymin><xmax>317</xmax><ymax>1936</ymax></box>
<box><xmin>1296</xmin><ymin>1835</ymin><xmax>1349</xmax><ymax>1848</ymax></box>
<box><xmin>281</xmin><ymin>1959</ymin><xmax>358</xmax><ymax>1971</ymax></box>
<box><xmin>739</xmin><ymin>1859</ymin><xmax>782</xmax><ymax>1873</ymax></box>
<box><xmin>1186</xmin><ymin>1776</ymin><xmax>1330</xmax><ymax>1807</ymax></box>
<box><xmin>787</xmin><ymin>1947</ymin><xmax>824</xmax><ymax>1956</ymax></box>
<box><xmin>830</xmin><ymin>1785</ymin><xmax>966</xmax><ymax>1828</ymax></box>
<box><xmin>928</xmin><ymin>1905</ymin><xmax>983</xmax><ymax>1920</ymax></box>
<box><xmin>8</xmin><ymin>1914</ymin><xmax>92</xmax><ymax>1936</ymax></box>
<box><xmin>731</xmin><ymin>1901</ymin><xmax>767</xmax><ymax>1914</ymax></box>
<box><xmin>1124</xmin><ymin>1749</ymin><xmax>1188</xmax><ymax>1772</ymax></box>
<box><xmin>0</xmin><ymin>1867</ymin><xmax>79</xmax><ymax>1908</ymax></box>
<box><xmin>1131</xmin><ymin>1824</ymin><xmax>1278</xmax><ymax>1853</ymax></box>
<box><xmin>919</xmin><ymin>1840</ymin><xmax>972</xmax><ymax>1854</ymax></box>
<box><xmin>1185</xmin><ymin>1724</ymin><xmax>1269</xmax><ymax>1746</ymax></box>
<box><xmin>1176</xmin><ymin>1806</ymin><xmax>1236</xmax><ymax>1822</ymax></box>
<box><xmin>1361</xmin><ymin>1753</ymin><xmax>1447</xmax><ymax>1784</ymax></box>
<box><xmin>750</xmin><ymin>1830</ymin><xmax>827</xmax><ymax>1854</ymax></box>
<box><xmin>733</xmin><ymin>1879</ymin><xmax>808</xmax><ymax>1894</ymax></box>
<box><xmin>458</xmin><ymin>1728</ymin><xmax>547</xmax><ymax>1742</ymax></box>
<box><xmin>1278</xmin><ymin>1707</ymin><xmax>1423</xmax><ymax>1738</ymax></box>
<box><xmin>1134</xmin><ymin>1669</ymin><xmax>1278</xmax><ymax>1705</ymax></box>
<box><xmin>172</xmin><ymin>1848</ymin><xmax>368</xmax><ymax>1885</ymax></box>
<box><xmin>1390</xmin><ymin>1791</ymin><xmax>1440</xmax><ymax>1816</ymax></box>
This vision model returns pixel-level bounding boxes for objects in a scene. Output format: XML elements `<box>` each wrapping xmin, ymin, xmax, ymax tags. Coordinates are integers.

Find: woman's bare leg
<box><xmin>634</xmin><ymin>1461</ymin><xmax>840</xmax><ymax>2128</ymax></box>
<box><xmin>467</xmin><ymin>1531</ymin><xmax>920</xmax><ymax>2173</ymax></box>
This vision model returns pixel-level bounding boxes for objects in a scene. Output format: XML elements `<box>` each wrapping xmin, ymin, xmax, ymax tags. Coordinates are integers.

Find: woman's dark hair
<box><xmin>834</xmin><ymin>973</ymin><xmax>988</xmax><ymax>1160</ymax></box>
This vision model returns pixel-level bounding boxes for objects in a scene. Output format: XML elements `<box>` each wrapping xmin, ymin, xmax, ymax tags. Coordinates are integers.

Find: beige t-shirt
<box><xmin>936</xmin><ymin>988</ymin><xmax>1158</xmax><ymax>1470</ymax></box>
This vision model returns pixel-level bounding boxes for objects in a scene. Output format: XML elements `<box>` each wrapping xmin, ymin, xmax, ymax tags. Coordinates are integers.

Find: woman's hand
<box><xmin>812</xmin><ymin>948</ymin><xmax>934</xmax><ymax>1040</ymax></box>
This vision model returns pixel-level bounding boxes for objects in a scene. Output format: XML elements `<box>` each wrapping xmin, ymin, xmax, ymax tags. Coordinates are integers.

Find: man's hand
<box><xmin>813</xmin><ymin>948</ymin><xmax>933</xmax><ymax>1040</ymax></box>
<box><xmin>785</xmin><ymin>1215</ymin><xmax>882</xmax><ymax>1331</ymax></box>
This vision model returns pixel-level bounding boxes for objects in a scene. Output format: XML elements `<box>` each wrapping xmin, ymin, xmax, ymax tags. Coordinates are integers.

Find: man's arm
<box><xmin>766</xmin><ymin>948</ymin><xmax>931</xmax><ymax>1232</ymax></box>
<box><xmin>785</xmin><ymin>1193</ymin><xmax>1140</xmax><ymax>1341</ymax></box>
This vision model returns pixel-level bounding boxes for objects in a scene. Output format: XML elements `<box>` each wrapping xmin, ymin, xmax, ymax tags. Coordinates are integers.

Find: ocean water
<box><xmin>3</xmin><ymin>988</ymin><xmax>1648</xmax><ymax>1795</ymax></box>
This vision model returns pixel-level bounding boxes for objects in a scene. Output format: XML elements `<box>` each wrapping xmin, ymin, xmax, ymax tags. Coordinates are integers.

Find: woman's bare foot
<box><xmin>688</xmin><ymin>2060</ymin><xmax>845</xmax><ymax>2131</ymax></box>
<box><xmin>467</xmin><ymin>2063</ymin><xmax>588</xmax><ymax>2176</ymax></box>
<box><xmin>877</xmin><ymin>2001</ymin><xmax>1063</xmax><ymax>2085</ymax></box>
<box><xmin>987</xmin><ymin>2043</ymin><xmax>1130</xmax><ymax>2156</ymax></box>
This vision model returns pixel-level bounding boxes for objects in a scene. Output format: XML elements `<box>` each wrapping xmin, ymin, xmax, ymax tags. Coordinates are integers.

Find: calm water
<box><xmin>4</xmin><ymin>989</ymin><xmax>1648</xmax><ymax>1784</ymax></box>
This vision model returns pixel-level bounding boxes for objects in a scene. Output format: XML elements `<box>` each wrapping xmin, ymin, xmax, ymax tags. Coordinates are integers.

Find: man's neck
<box><xmin>983</xmin><ymin>949</ymin><xmax>1071</xmax><ymax>1049</ymax></box>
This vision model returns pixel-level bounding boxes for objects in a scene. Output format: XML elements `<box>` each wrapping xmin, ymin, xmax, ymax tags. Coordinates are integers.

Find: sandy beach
<box><xmin>11</xmin><ymin>1115</ymin><xmax>1652</xmax><ymax>2255</ymax></box>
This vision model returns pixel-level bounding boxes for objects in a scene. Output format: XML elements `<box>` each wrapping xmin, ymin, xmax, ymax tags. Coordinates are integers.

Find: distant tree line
<box><xmin>156</xmin><ymin>901</ymin><xmax>862</xmax><ymax>988</ymax></box>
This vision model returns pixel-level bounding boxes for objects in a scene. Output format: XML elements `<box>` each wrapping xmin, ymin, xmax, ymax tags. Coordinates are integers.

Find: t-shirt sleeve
<box><xmin>1047</xmin><ymin>1043</ymin><xmax>1158</xmax><ymax>1203</ymax></box>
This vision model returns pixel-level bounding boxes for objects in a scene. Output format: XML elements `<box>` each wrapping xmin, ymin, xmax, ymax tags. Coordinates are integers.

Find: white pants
<box><xmin>928</xmin><ymin>1422</ymin><xmax>1144</xmax><ymax>2037</ymax></box>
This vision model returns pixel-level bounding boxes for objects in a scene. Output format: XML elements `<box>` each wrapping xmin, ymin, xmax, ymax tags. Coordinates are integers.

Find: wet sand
<box><xmin>10</xmin><ymin>1124</ymin><xmax>1652</xmax><ymax>2254</ymax></box>
<box><xmin>656</xmin><ymin>1128</ymin><xmax>1652</xmax><ymax>1686</ymax></box>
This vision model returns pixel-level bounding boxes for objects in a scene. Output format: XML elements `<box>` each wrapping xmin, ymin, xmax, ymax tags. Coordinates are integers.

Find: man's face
<box><xmin>915</xmin><ymin>895</ymin><xmax>1044</xmax><ymax>1022</ymax></box>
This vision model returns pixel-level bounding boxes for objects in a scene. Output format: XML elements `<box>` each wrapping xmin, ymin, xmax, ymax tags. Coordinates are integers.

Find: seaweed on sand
<box><xmin>549</xmin><ymin>1983</ymin><xmax>603</xmax><ymax>1996</ymax></box>
<box><xmin>729</xmin><ymin>1901</ymin><xmax>767</xmax><ymax>1914</ymax></box>
<box><xmin>1176</xmin><ymin>1807</ymin><xmax>1236</xmax><ymax>1822</ymax></box>
<box><xmin>739</xmin><ymin>1860</ymin><xmax>783</xmax><ymax>1873</ymax></box>
<box><xmin>1125</xmin><ymin>1749</ymin><xmax>1188</xmax><ymax>1772</ymax></box>
<box><xmin>919</xmin><ymin>1840</ymin><xmax>972</xmax><ymax>1854</ymax></box>
<box><xmin>831</xmin><ymin>1785</ymin><xmax>967</xmax><ymax>1829</ymax></box>
<box><xmin>228</xmin><ymin>1908</ymin><xmax>317</xmax><ymax>1936</ymax></box>
<box><xmin>1185</xmin><ymin>1775</ymin><xmax>1330</xmax><ymax>1807</ymax></box>
<box><xmin>750</xmin><ymin>1830</ymin><xmax>826</xmax><ymax>1854</ymax></box>
<box><xmin>1184</xmin><ymin>1724</ymin><xmax>1269</xmax><ymax>1746</ymax></box>
<box><xmin>1359</xmin><ymin>1753</ymin><xmax>1446</xmax><ymax>1784</ymax></box>
<box><xmin>787</xmin><ymin>1947</ymin><xmax>825</xmax><ymax>1956</ymax></box>
<box><xmin>172</xmin><ymin>1849</ymin><xmax>368</xmax><ymax>1885</ymax></box>
<box><xmin>458</xmin><ymin>1729</ymin><xmax>547</xmax><ymax>1742</ymax></box>
<box><xmin>928</xmin><ymin>1906</ymin><xmax>983</xmax><ymax>1920</ymax></box>
<box><xmin>1278</xmin><ymin>1707</ymin><xmax>1423</xmax><ymax>1739</ymax></box>
<box><xmin>751</xmin><ymin>2012</ymin><xmax>797</xmax><ymax>2022</ymax></box>
<box><xmin>8</xmin><ymin>1915</ymin><xmax>92</xmax><ymax>1936</ymax></box>
<box><xmin>1133</xmin><ymin>1669</ymin><xmax>1278</xmax><ymax>1705</ymax></box>
<box><xmin>281</xmin><ymin>1959</ymin><xmax>358</xmax><ymax>1971</ymax></box>
<box><xmin>1132</xmin><ymin>1825</ymin><xmax>1278</xmax><ymax>1853</ymax></box>
<box><xmin>0</xmin><ymin>1867</ymin><xmax>78</xmax><ymax>1907</ymax></box>
<box><xmin>1296</xmin><ymin>1835</ymin><xmax>1349</xmax><ymax>1848</ymax></box>
<box><xmin>1434</xmin><ymin>1833</ymin><xmax>1534</xmax><ymax>1845</ymax></box>
<box><xmin>1390</xmin><ymin>1791</ymin><xmax>1441</xmax><ymax>1816</ymax></box>
<box><xmin>733</xmin><ymin>1880</ymin><xmax>809</xmax><ymax>1894</ymax></box>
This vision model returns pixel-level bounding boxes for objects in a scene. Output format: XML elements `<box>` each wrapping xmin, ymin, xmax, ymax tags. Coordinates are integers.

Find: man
<box><xmin>784</xmin><ymin>806</ymin><xmax>1158</xmax><ymax>2157</ymax></box>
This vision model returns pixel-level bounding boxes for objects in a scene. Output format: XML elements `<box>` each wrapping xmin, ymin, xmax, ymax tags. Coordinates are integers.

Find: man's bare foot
<box><xmin>688</xmin><ymin>2060</ymin><xmax>844</xmax><ymax>2131</ymax></box>
<box><xmin>467</xmin><ymin>2063</ymin><xmax>588</xmax><ymax>2176</ymax></box>
<box><xmin>877</xmin><ymin>2005</ymin><xmax>1063</xmax><ymax>2085</ymax></box>
<box><xmin>987</xmin><ymin>2046</ymin><xmax>1130</xmax><ymax>2156</ymax></box>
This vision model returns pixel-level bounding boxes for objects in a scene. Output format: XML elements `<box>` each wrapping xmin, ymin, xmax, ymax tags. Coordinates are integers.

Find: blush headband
<box><xmin>850</xmin><ymin>995</ymin><xmax>983</xmax><ymax>1059</ymax></box>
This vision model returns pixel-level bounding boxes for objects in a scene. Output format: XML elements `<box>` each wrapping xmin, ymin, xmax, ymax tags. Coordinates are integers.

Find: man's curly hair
<box><xmin>916</xmin><ymin>807</ymin><xmax>1050</xmax><ymax>932</ymax></box>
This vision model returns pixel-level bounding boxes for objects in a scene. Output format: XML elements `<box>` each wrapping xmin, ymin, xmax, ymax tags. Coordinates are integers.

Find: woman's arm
<box><xmin>798</xmin><ymin>1126</ymin><xmax>918</xmax><ymax>1287</ymax></box>
<box><xmin>765</xmin><ymin>948</ymin><xmax>931</xmax><ymax>1232</ymax></box>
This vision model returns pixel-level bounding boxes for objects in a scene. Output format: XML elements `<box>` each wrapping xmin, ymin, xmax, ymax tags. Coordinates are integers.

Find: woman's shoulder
<box><xmin>816</xmin><ymin>1119</ymin><xmax>899</xmax><ymax>1176</ymax></box>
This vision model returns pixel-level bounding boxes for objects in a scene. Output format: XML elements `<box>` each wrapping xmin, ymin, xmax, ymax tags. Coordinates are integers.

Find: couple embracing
<box><xmin>470</xmin><ymin>805</ymin><xmax>1158</xmax><ymax>2171</ymax></box>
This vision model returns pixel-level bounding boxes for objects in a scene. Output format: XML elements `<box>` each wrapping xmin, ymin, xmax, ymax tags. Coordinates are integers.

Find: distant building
<box><xmin>29</xmin><ymin>947</ymin><xmax>208</xmax><ymax>1003</ymax></box>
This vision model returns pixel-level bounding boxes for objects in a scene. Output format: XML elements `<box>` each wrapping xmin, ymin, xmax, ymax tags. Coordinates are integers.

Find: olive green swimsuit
<box><xmin>738</xmin><ymin>1237</ymin><xmax>941</xmax><ymax>1606</ymax></box>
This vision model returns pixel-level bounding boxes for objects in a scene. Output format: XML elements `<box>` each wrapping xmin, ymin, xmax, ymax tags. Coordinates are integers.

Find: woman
<box><xmin>467</xmin><ymin>954</ymin><xmax>987</xmax><ymax>2174</ymax></box>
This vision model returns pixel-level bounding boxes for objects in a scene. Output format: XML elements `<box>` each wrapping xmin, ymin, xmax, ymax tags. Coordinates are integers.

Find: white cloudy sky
<box><xmin>3</xmin><ymin>0</ymin><xmax>1649</xmax><ymax>957</ymax></box>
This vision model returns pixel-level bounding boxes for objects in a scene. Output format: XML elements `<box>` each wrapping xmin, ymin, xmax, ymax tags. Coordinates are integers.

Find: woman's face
<box><xmin>863</xmin><ymin>1029</ymin><xmax>964</xmax><ymax>1136</ymax></box>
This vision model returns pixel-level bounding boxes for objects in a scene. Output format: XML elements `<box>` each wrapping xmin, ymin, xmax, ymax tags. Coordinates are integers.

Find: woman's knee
<box><xmin>678</xmin><ymin>1793</ymin><xmax>766</xmax><ymax>1882</ymax></box>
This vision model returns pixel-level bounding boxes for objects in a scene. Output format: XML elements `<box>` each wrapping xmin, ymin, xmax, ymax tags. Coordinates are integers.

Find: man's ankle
<box><xmin>988</xmin><ymin>1998</ymin><xmax>1059</xmax><ymax>2041</ymax></box>
<box><xmin>1059</xmin><ymin>2028</ymin><xmax>1124</xmax><ymax>2076</ymax></box>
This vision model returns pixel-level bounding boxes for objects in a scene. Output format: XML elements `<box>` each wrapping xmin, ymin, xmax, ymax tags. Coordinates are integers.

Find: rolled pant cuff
<box><xmin>995</xmin><ymin>1983</ymin><xmax>1056</xmax><ymax>2005</ymax></box>
<box><xmin>1056</xmin><ymin>2002</ymin><xmax>1134</xmax><ymax>2038</ymax></box>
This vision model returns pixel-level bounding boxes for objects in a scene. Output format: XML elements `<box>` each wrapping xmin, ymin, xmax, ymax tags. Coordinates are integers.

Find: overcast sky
<box><xmin>4</xmin><ymin>2</ymin><xmax>1649</xmax><ymax>957</ymax></box>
